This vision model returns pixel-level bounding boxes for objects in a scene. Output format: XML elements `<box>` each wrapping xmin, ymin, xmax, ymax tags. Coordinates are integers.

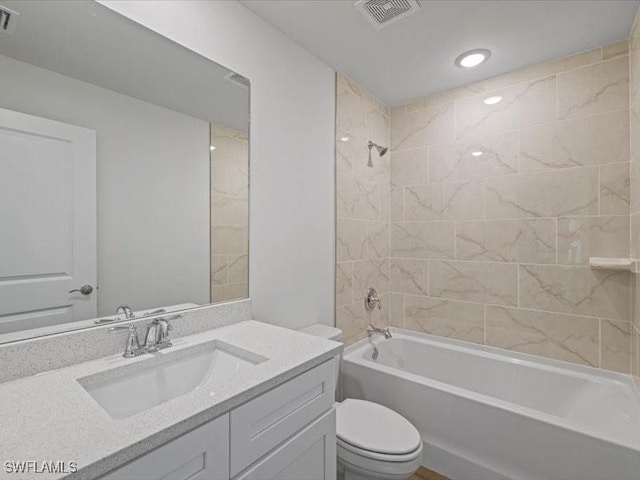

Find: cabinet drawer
<box><xmin>234</xmin><ymin>409</ymin><xmax>336</xmax><ymax>480</ymax></box>
<box><xmin>230</xmin><ymin>359</ymin><xmax>335</xmax><ymax>476</ymax></box>
<box><xmin>101</xmin><ymin>413</ymin><xmax>229</xmax><ymax>480</ymax></box>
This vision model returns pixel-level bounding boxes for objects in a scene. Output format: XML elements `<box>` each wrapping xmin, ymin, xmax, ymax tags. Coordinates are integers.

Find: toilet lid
<box><xmin>336</xmin><ymin>399</ymin><xmax>421</xmax><ymax>455</ymax></box>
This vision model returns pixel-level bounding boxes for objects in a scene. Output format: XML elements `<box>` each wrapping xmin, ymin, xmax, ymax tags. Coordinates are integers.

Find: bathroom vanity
<box><xmin>0</xmin><ymin>320</ymin><xmax>341</xmax><ymax>480</ymax></box>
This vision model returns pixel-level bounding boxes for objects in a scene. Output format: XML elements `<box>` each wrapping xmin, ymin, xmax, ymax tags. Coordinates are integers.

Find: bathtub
<box><xmin>341</xmin><ymin>328</ymin><xmax>640</xmax><ymax>480</ymax></box>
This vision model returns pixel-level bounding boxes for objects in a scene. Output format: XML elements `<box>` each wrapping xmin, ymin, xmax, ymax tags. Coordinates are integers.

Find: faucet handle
<box><xmin>365</xmin><ymin>287</ymin><xmax>382</xmax><ymax>311</ymax></box>
<box><xmin>109</xmin><ymin>324</ymin><xmax>138</xmax><ymax>335</ymax></box>
<box><xmin>155</xmin><ymin>315</ymin><xmax>180</xmax><ymax>348</ymax></box>
<box><xmin>109</xmin><ymin>324</ymin><xmax>141</xmax><ymax>358</ymax></box>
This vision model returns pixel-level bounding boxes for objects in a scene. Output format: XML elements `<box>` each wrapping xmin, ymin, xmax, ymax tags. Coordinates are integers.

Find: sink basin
<box><xmin>79</xmin><ymin>342</ymin><xmax>266</xmax><ymax>419</ymax></box>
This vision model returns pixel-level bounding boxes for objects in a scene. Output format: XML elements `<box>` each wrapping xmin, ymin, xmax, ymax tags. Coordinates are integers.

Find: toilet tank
<box><xmin>298</xmin><ymin>324</ymin><xmax>342</xmax><ymax>397</ymax></box>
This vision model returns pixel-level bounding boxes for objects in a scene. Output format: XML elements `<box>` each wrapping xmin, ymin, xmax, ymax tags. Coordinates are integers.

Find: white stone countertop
<box><xmin>0</xmin><ymin>320</ymin><xmax>342</xmax><ymax>480</ymax></box>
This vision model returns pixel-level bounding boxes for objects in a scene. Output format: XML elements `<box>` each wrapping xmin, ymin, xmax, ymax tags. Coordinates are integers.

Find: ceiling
<box><xmin>0</xmin><ymin>1</ymin><xmax>249</xmax><ymax>131</ymax></box>
<box><xmin>242</xmin><ymin>0</ymin><xmax>640</xmax><ymax>106</ymax></box>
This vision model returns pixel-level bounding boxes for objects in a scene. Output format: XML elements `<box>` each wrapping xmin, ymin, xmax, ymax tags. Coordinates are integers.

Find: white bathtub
<box><xmin>341</xmin><ymin>329</ymin><xmax>640</xmax><ymax>480</ymax></box>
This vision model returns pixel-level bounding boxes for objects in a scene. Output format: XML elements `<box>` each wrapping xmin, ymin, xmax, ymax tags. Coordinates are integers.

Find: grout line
<box><xmin>390</xmin><ymin>291</ymin><xmax>629</xmax><ymax>323</ymax></box>
<box><xmin>555</xmin><ymin>218</ymin><xmax>559</xmax><ymax>265</ymax></box>
<box><xmin>597</xmin><ymin>165</ymin><xmax>602</xmax><ymax>216</ymax></box>
<box><xmin>381</xmin><ymin>160</ymin><xmax>630</xmax><ymax>190</ymax></box>
<box><xmin>453</xmin><ymin>96</ymin><xmax>458</xmax><ymax>145</ymax></box>
<box><xmin>598</xmin><ymin>318</ymin><xmax>603</xmax><ymax>368</ymax></box>
<box><xmin>555</xmin><ymin>74</ymin><xmax>559</xmax><ymax>121</ymax></box>
<box><xmin>390</xmin><ymin>108</ymin><xmax>630</xmax><ymax>158</ymax></box>
<box><xmin>385</xmin><ymin>214</ymin><xmax>630</xmax><ymax>223</ymax></box>
<box><xmin>517</xmin><ymin>264</ymin><xmax>520</xmax><ymax>308</ymax></box>
<box><xmin>516</xmin><ymin>128</ymin><xmax>521</xmax><ymax>174</ymax></box>
<box><xmin>373</xmin><ymin>257</ymin><xmax>625</xmax><ymax>268</ymax></box>
<box><xmin>482</xmin><ymin>177</ymin><xmax>487</xmax><ymax>220</ymax></box>
<box><xmin>483</xmin><ymin>304</ymin><xmax>487</xmax><ymax>346</ymax></box>
<box><xmin>454</xmin><ymin>222</ymin><xmax>457</xmax><ymax>260</ymax></box>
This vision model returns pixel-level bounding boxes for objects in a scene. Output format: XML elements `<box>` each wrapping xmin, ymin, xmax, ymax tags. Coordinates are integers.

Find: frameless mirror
<box><xmin>0</xmin><ymin>1</ymin><xmax>250</xmax><ymax>343</ymax></box>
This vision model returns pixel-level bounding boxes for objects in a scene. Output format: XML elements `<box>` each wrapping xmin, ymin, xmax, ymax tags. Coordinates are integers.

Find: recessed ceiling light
<box><xmin>471</xmin><ymin>151</ymin><xmax>483</xmax><ymax>157</ymax></box>
<box><xmin>455</xmin><ymin>49</ymin><xmax>491</xmax><ymax>68</ymax></box>
<box><xmin>210</xmin><ymin>145</ymin><xmax>216</xmax><ymax>151</ymax></box>
<box><xmin>340</xmin><ymin>135</ymin><xmax>350</xmax><ymax>142</ymax></box>
<box><xmin>483</xmin><ymin>95</ymin><xmax>503</xmax><ymax>105</ymax></box>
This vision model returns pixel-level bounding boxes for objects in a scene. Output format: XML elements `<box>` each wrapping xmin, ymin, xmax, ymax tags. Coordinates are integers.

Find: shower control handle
<box><xmin>365</xmin><ymin>287</ymin><xmax>382</xmax><ymax>311</ymax></box>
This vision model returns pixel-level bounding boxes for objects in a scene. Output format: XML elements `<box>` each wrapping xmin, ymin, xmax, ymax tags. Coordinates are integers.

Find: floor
<box><xmin>410</xmin><ymin>466</ymin><xmax>448</xmax><ymax>480</ymax></box>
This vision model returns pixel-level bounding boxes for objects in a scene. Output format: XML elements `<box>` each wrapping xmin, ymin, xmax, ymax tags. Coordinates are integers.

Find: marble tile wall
<box><xmin>336</xmin><ymin>73</ymin><xmax>391</xmax><ymax>344</ymax></box>
<box><xmin>390</xmin><ymin>42</ymin><xmax>633</xmax><ymax>373</ymax></box>
<box><xmin>630</xmin><ymin>9</ymin><xmax>640</xmax><ymax>384</ymax></box>
<box><xmin>211</xmin><ymin>124</ymin><xmax>249</xmax><ymax>303</ymax></box>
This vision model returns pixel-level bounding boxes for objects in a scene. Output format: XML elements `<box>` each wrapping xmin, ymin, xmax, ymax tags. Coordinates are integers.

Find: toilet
<box><xmin>299</xmin><ymin>324</ymin><xmax>423</xmax><ymax>480</ymax></box>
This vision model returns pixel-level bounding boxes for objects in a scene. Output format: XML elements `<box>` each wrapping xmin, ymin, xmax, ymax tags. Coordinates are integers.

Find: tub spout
<box><xmin>367</xmin><ymin>324</ymin><xmax>392</xmax><ymax>339</ymax></box>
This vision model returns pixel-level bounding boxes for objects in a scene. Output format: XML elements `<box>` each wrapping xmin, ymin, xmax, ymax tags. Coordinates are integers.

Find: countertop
<box><xmin>0</xmin><ymin>320</ymin><xmax>342</xmax><ymax>480</ymax></box>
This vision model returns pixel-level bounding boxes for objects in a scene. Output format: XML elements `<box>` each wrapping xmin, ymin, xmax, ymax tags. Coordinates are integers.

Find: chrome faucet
<box><xmin>115</xmin><ymin>305</ymin><xmax>135</xmax><ymax>320</ymax></box>
<box><xmin>144</xmin><ymin>321</ymin><xmax>160</xmax><ymax>352</ymax></box>
<box><xmin>109</xmin><ymin>314</ymin><xmax>181</xmax><ymax>358</ymax></box>
<box><xmin>367</xmin><ymin>324</ymin><xmax>391</xmax><ymax>360</ymax></box>
<box><xmin>367</xmin><ymin>324</ymin><xmax>392</xmax><ymax>340</ymax></box>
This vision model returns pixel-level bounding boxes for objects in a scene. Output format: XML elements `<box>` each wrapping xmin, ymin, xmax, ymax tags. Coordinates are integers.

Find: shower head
<box><xmin>367</xmin><ymin>141</ymin><xmax>388</xmax><ymax>167</ymax></box>
<box><xmin>368</xmin><ymin>141</ymin><xmax>388</xmax><ymax>156</ymax></box>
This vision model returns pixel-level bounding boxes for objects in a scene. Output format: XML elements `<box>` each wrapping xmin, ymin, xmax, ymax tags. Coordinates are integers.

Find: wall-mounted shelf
<box><xmin>589</xmin><ymin>257</ymin><xmax>637</xmax><ymax>272</ymax></box>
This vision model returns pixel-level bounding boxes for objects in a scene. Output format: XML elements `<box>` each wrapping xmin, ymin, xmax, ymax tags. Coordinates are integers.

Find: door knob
<box><xmin>69</xmin><ymin>284</ymin><xmax>93</xmax><ymax>295</ymax></box>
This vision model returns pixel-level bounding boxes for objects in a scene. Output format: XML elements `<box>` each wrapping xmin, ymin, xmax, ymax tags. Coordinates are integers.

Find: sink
<box><xmin>79</xmin><ymin>342</ymin><xmax>266</xmax><ymax>419</ymax></box>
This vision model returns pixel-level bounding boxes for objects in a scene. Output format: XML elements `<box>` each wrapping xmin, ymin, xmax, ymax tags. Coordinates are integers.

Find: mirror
<box><xmin>0</xmin><ymin>1</ymin><xmax>250</xmax><ymax>343</ymax></box>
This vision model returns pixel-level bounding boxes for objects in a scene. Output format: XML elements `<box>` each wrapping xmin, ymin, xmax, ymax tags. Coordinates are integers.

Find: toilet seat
<box><xmin>336</xmin><ymin>399</ymin><xmax>422</xmax><ymax>461</ymax></box>
<box><xmin>337</xmin><ymin>437</ymin><xmax>422</xmax><ymax>462</ymax></box>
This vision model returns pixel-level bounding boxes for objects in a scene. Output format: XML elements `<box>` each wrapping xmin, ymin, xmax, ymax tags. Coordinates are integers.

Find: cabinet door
<box><xmin>235</xmin><ymin>409</ymin><xmax>336</xmax><ymax>480</ymax></box>
<box><xmin>101</xmin><ymin>414</ymin><xmax>229</xmax><ymax>480</ymax></box>
<box><xmin>230</xmin><ymin>359</ymin><xmax>335</xmax><ymax>475</ymax></box>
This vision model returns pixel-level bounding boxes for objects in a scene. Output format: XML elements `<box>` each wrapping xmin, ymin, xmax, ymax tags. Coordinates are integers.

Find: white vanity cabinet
<box><xmin>101</xmin><ymin>413</ymin><xmax>230</xmax><ymax>480</ymax></box>
<box><xmin>100</xmin><ymin>359</ymin><xmax>336</xmax><ymax>480</ymax></box>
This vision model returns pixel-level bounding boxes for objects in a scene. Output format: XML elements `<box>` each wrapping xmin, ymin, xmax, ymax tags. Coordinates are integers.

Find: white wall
<box><xmin>0</xmin><ymin>54</ymin><xmax>210</xmax><ymax>315</ymax></box>
<box><xmin>101</xmin><ymin>1</ymin><xmax>336</xmax><ymax>329</ymax></box>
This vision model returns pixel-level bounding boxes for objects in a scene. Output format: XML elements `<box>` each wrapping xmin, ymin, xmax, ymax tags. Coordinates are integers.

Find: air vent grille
<box><xmin>225</xmin><ymin>72</ymin><xmax>250</xmax><ymax>89</ymax></box>
<box><xmin>0</xmin><ymin>5</ymin><xmax>19</xmax><ymax>35</ymax></box>
<box><xmin>355</xmin><ymin>0</ymin><xmax>420</xmax><ymax>30</ymax></box>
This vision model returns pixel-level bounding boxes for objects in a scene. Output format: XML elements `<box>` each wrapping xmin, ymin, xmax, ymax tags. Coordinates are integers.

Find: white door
<box><xmin>0</xmin><ymin>108</ymin><xmax>96</xmax><ymax>336</ymax></box>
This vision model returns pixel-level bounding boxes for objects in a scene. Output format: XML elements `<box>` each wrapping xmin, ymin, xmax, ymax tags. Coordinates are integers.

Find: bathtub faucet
<box><xmin>367</xmin><ymin>324</ymin><xmax>392</xmax><ymax>340</ymax></box>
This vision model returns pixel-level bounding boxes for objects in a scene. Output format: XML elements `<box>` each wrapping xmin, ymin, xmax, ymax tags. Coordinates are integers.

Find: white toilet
<box><xmin>300</xmin><ymin>324</ymin><xmax>423</xmax><ymax>480</ymax></box>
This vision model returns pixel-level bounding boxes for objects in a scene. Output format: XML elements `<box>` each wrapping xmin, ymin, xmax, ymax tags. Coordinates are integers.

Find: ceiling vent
<box><xmin>355</xmin><ymin>0</ymin><xmax>421</xmax><ymax>30</ymax></box>
<box><xmin>0</xmin><ymin>5</ymin><xmax>19</xmax><ymax>35</ymax></box>
<box><xmin>224</xmin><ymin>72</ymin><xmax>250</xmax><ymax>89</ymax></box>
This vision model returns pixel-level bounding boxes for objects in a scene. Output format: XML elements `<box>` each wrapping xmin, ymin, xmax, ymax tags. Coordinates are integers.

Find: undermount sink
<box><xmin>79</xmin><ymin>342</ymin><xmax>266</xmax><ymax>419</ymax></box>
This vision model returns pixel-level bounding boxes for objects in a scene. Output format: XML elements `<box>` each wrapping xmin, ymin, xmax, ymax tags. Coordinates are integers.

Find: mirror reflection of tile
<box><xmin>210</xmin><ymin>123</ymin><xmax>250</xmax><ymax>303</ymax></box>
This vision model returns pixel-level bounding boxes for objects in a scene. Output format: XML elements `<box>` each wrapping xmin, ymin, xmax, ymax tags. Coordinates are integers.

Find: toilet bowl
<box><xmin>336</xmin><ymin>398</ymin><xmax>423</xmax><ymax>480</ymax></box>
<box><xmin>299</xmin><ymin>324</ymin><xmax>423</xmax><ymax>480</ymax></box>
